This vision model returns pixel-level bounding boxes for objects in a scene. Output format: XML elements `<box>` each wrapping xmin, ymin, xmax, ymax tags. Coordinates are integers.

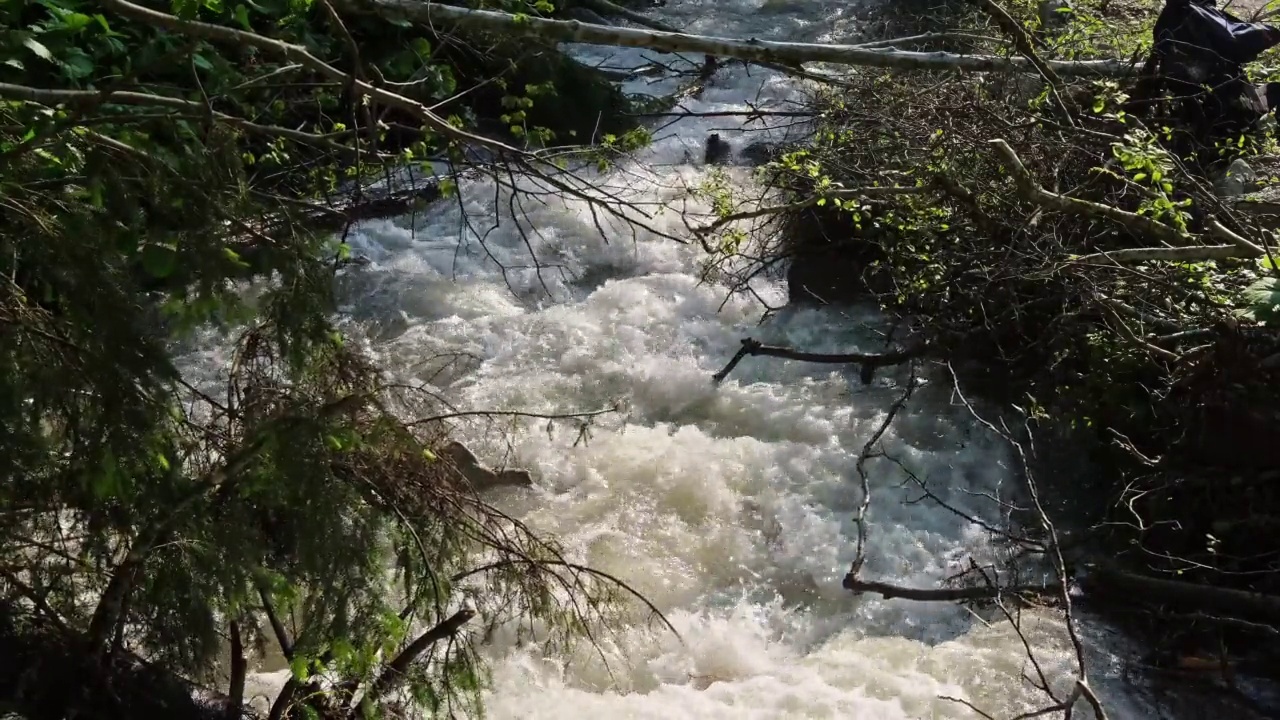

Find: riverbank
<box><xmin>725</xmin><ymin>0</ymin><xmax>1280</xmax><ymax>709</ymax></box>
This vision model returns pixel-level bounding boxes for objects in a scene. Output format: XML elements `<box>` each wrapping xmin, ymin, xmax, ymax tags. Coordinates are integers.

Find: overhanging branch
<box><xmin>358</xmin><ymin>0</ymin><xmax>1132</xmax><ymax>77</ymax></box>
<box><xmin>711</xmin><ymin>337</ymin><xmax>928</xmax><ymax>384</ymax></box>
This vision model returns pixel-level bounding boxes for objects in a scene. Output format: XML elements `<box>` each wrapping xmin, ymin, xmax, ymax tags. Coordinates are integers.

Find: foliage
<box><xmin>703</xmin><ymin>0</ymin><xmax>1280</xmax><ymax>619</ymax></box>
<box><xmin>0</xmin><ymin>0</ymin><xmax>659</xmax><ymax>718</ymax></box>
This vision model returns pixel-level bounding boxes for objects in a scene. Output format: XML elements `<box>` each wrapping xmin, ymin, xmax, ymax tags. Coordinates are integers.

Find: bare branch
<box><xmin>842</xmin><ymin>575</ymin><xmax>1062</xmax><ymax>601</ymax></box>
<box><xmin>712</xmin><ymin>337</ymin><xmax>927</xmax><ymax>384</ymax></box>
<box><xmin>359</xmin><ymin>1</ymin><xmax>1132</xmax><ymax>77</ymax></box>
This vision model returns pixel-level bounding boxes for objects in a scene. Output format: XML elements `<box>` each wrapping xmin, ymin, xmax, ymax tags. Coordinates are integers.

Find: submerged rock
<box><xmin>440</xmin><ymin>441</ymin><xmax>534</xmax><ymax>491</ymax></box>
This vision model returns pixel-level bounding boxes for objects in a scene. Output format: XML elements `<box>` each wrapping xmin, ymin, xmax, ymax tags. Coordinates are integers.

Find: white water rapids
<box><xmin>179</xmin><ymin>0</ymin><xmax>1180</xmax><ymax>717</ymax></box>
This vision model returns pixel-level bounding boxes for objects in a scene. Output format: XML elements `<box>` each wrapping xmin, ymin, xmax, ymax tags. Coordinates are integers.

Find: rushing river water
<box><xmin>183</xmin><ymin>0</ymin><xmax>1195</xmax><ymax>717</ymax></box>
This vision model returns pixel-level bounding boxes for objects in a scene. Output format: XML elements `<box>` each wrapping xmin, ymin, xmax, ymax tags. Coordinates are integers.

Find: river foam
<box><xmin>188</xmin><ymin>0</ymin><xmax>1157</xmax><ymax>716</ymax></box>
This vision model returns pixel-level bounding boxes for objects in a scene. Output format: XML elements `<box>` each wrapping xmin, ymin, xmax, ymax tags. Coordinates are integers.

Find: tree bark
<box><xmin>227</xmin><ymin>619</ymin><xmax>247</xmax><ymax>720</ymax></box>
<box><xmin>356</xmin><ymin>0</ymin><xmax>1132</xmax><ymax>78</ymax></box>
<box><xmin>356</xmin><ymin>608</ymin><xmax>475</xmax><ymax>716</ymax></box>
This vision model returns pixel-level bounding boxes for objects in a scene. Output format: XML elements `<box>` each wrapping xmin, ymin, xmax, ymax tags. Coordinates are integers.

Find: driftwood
<box><xmin>711</xmin><ymin>337</ymin><xmax>928</xmax><ymax>384</ymax></box>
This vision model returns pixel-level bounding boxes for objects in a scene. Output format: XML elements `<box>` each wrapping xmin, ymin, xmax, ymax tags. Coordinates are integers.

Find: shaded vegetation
<box><xmin>706</xmin><ymin>0</ymin><xmax>1280</xmax><ymax>680</ymax></box>
<box><xmin>0</xmin><ymin>0</ymin><xmax>664</xmax><ymax>718</ymax></box>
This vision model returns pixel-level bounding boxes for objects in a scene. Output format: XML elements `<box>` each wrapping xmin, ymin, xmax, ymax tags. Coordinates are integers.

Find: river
<box><xmin>211</xmin><ymin>0</ymin><xmax>1180</xmax><ymax>717</ymax></box>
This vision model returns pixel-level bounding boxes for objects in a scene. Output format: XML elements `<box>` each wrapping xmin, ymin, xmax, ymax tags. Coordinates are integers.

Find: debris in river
<box><xmin>439</xmin><ymin>441</ymin><xmax>534</xmax><ymax>491</ymax></box>
<box><xmin>704</xmin><ymin>133</ymin><xmax>731</xmax><ymax>165</ymax></box>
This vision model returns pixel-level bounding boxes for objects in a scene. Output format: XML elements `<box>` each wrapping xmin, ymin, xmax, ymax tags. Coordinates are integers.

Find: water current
<box><xmin>189</xmin><ymin>0</ymin><xmax>1180</xmax><ymax>716</ymax></box>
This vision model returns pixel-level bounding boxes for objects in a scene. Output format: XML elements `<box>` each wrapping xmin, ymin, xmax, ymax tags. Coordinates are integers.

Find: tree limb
<box><xmin>1074</xmin><ymin>243</ymin><xmax>1262</xmax><ymax>265</ymax></box>
<box><xmin>226</xmin><ymin>618</ymin><xmax>247</xmax><ymax>720</ymax></box>
<box><xmin>712</xmin><ymin>337</ymin><xmax>927</xmax><ymax>384</ymax></box>
<box><xmin>0</xmin><ymin>82</ymin><xmax>381</xmax><ymax>159</ymax></box>
<box><xmin>842</xmin><ymin>575</ymin><xmax>1062</xmax><ymax>601</ymax></box>
<box><xmin>989</xmin><ymin>138</ymin><xmax>1192</xmax><ymax>248</ymax></box>
<box><xmin>359</xmin><ymin>0</ymin><xmax>1131</xmax><ymax>77</ymax></box>
<box><xmin>358</xmin><ymin>607</ymin><xmax>475</xmax><ymax>713</ymax></box>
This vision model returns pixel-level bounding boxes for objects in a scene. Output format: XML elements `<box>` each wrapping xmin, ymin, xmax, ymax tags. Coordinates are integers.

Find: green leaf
<box><xmin>60</xmin><ymin>12</ymin><xmax>95</xmax><ymax>32</ymax></box>
<box><xmin>140</xmin><ymin>243</ymin><xmax>178</xmax><ymax>279</ymax></box>
<box><xmin>222</xmin><ymin>246</ymin><xmax>250</xmax><ymax>268</ymax></box>
<box><xmin>233</xmin><ymin>4</ymin><xmax>251</xmax><ymax>29</ymax></box>
<box><xmin>62</xmin><ymin>49</ymin><xmax>94</xmax><ymax>79</ymax></box>
<box><xmin>1241</xmin><ymin>275</ymin><xmax>1280</xmax><ymax>325</ymax></box>
<box><xmin>289</xmin><ymin>656</ymin><xmax>311</xmax><ymax>682</ymax></box>
<box><xmin>193</xmin><ymin>54</ymin><xmax>214</xmax><ymax>71</ymax></box>
<box><xmin>22</xmin><ymin>38</ymin><xmax>54</xmax><ymax>63</ymax></box>
<box><xmin>4</xmin><ymin>58</ymin><xmax>24</xmax><ymax>70</ymax></box>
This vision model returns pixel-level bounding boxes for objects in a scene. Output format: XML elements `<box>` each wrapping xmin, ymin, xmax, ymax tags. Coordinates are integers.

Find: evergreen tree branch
<box><xmin>358</xmin><ymin>607</ymin><xmax>476</xmax><ymax>712</ymax></box>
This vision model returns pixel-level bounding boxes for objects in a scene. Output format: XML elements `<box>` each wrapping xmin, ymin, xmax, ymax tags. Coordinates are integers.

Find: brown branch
<box><xmin>974</xmin><ymin>0</ymin><xmax>1066</xmax><ymax>91</ymax></box>
<box><xmin>226</xmin><ymin>618</ymin><xmax>247</xmax><ymax>720</ymax></box>
<box><xmin>711</xmin><ymin>337</ymin><xmax>928</xmax><ymax>384</ymax></box>
<box><xmin>989</xmin><ymin>138</ymin><xmax>1190</xmax><ymax>247</ymax></box>
<box><xmin>842</xmin><ymin>576</ymin><xmax>1062</xmax><ymax>601</ymax></box>
<box><xmin>358</xmin><ymin>608</ymin><xmax>476</xmax><ymax>712</ymax></box>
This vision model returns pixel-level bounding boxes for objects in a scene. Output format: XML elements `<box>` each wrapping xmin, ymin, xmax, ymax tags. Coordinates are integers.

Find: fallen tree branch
<box><xmin>853</xmin><ymin>31</ymin><xmax>1005</xmax><ymax>50</ymax></box>
<box><xmin>711</xmin><ymin>337</ymin><xmax>928</xmax><ymax>384</ymax></box>
<box><xmin>1080</xmin><ymin>565</ymin><xmax>1280</xmax><ymax>626</ymax></box>
<box><xmin>842</xmin><ymin>575</ymin><xmax>1062</xmax><ymax>601</ymax></box>
<box><xmin>1074</xmin><ymin>243</ymin><xmax>1263</xmax><ymax>265</ymax></box>
<box><xmin>360</xmin><ymin>0</ymin><xmax>1132</xmax><ymax>77</ymax></box>
<box><xmin>989</xmin><ymin>138</ymin><xmax>1189</xmax><ymax>247</ymax></box>
<box><xmin>974</xmin><ymin>0</ymin><xmax>1072</xmax><ymax>124</ymax></box>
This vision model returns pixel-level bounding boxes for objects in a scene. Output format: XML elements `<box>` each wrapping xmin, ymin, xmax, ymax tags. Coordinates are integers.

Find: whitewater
<box><xmin>191</xmin><ymin>0</ymin><xmax>1178</xmax><ymax>717</ymax></box>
